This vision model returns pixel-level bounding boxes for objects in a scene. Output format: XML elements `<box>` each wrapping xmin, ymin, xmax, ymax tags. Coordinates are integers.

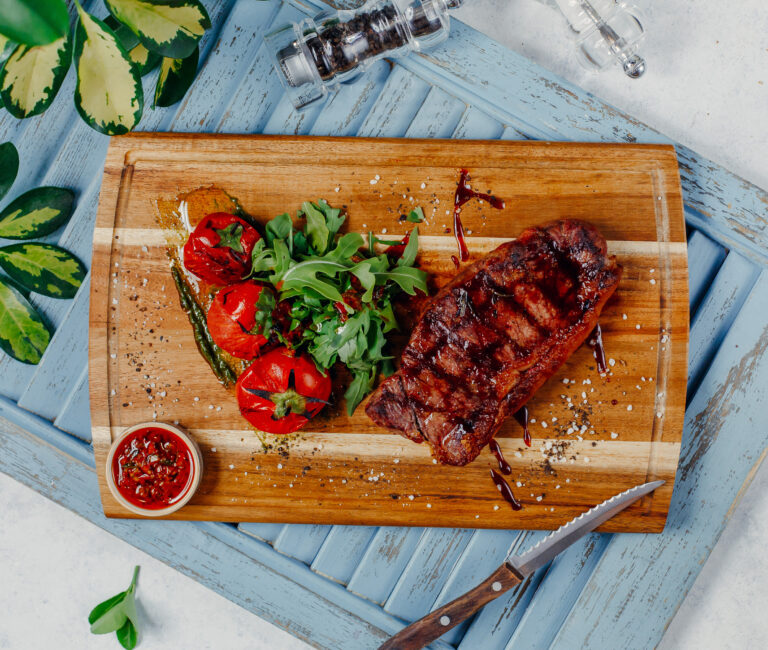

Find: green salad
<box><xmin>246</xmin><ymin>200</ymin><xmax>428</xmax><ymax>414</ymax></box>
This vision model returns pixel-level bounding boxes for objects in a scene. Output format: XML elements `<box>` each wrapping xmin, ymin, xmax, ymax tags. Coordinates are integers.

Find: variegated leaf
<box><xmin>0</xmin><ymin>242</ymin><xmax>86</xmax><ymax>299</ymax></box>
<box><xmin>0</xmin><ymin>0</ymin><xmax>69</xmax><ymax>47</ymax></box>
<box><xmin>104</xmin><ymin>0</ymin><xmax>210</xmax><ymax>59</ymax></box>
<box><xmin>73</xmin><ymin>4</ymin><xmax>143</xmax><ymax>135</ymax></box>
<box><xmin>0</xmin><ymin>186</ymin><xmax>75</xmax><ymax>239</ymax></box>
<box><xmin>130</xmin><ymin>43</ymin><xmax>161</xmax><ymax>75</ymax></box>
<box><xmin>0</xmin><ymin>141</ymin><xmax>19</xmax><ymax>201</ymax></box>
<box><xmin>153</xmin><ymin>45</ymin><xmax>197</xmax><ymax>107</ymax></box>
<box><xmin>0</xmin><ymin>277</ymin><xmax>51</xmax><ymax>364</ymax></box>
<box><xmin>104</xmin><ymin>14</ymin><xmax>160</xmax><ymax>75</ymax></box>
<box><xmin>0</xmin><ymin>32</ymin><xmax>71</xmax><ymax>119</ymax></box>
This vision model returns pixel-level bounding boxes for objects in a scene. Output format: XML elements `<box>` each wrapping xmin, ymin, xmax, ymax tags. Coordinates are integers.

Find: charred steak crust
<box><xmin>365</xmin><ymin>219</ymin><xmax>623</xmax><ymax>466</ymax></box>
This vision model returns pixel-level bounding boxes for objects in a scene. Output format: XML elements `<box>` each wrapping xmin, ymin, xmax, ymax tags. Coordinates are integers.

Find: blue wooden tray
<box><xmin>1</xmin><ymin>1</ymin><xmax>767</xmax><ymax>648</ymax></box>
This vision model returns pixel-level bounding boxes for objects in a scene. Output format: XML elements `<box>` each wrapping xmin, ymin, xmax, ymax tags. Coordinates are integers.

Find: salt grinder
<box><xmin>550</xmin><ymin>0</ymin><xmax>647</xmax><ymax>78</ymax></box>
<box><xmin>266</xmin><ymin>0</ymin><xmax>465</xmax><ymax>110</ymax></box>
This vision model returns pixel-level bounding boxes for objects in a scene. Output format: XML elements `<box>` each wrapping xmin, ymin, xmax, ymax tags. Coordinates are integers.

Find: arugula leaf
<box><xmin>406</xmin><ymin>207</ymin><xmax>424</xmax><ymax>223</ymax></box>
<box><xmin>251</xmin><ymin>287</ymin><xmax>275</xmax><ymax>336</ymax></box>
<box><xmin>265</xmin><ymin>212</ymin><xmax>293</xmax><ymax>246</ymax></box>
<box><xmin>89</xmin><ymin>566</ymin><xmax>140</xmax><ymax>649</ymax></box>
<box><xmin>375</xmin><ymin>265</ymin><xmax>428</xmax><ymax>296</ymax></box>
<box><xmin>324</xmin><ymin>232</ymin><xmax>364</xmax><ymax>263</ymax></box>
<box><xmin>344</xmin><ymin>367</ymin><xmax>377</xmax><ymax>415</ymax></box>
<box><xmin>301</xmin><ymin>201</ymin><xmax>330</xmax><ymax>255</ymax></box>
<box><xmin>315</xmin><ymin>199</ymin><xmax>345</xmax><ymax>237</ymax></box>
<box><xmin>350</xmin><ymin>259</ymin><xmax>376</xmax><ymax>302</ymax></box>
<box><xmin>280</xmin><ymin>259</ymin><xmax>345</xmax><ymax>302</ymax></box>
<box><xmin>397</xmin><ymin>227</ymin><xmax>420</xmax><ymax>267</ymax></box>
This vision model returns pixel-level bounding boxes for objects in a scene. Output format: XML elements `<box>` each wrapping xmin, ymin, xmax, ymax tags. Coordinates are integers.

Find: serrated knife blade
<box><xmin>509</xmin><ymin>479</ymin><xmax>665</xmax><ymax>575</ymax></box>
<box><xmin>379</xmin><ymin>479</ymin><xmax>665</xmax><ymax>650</ymax></box>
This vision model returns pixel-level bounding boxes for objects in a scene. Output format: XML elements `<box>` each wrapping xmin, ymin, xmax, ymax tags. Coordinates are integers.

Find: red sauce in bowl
<box><xmin>111</xmin><ymin>426</ymin><xmax>195</xmax><ymax>510</ymax></box>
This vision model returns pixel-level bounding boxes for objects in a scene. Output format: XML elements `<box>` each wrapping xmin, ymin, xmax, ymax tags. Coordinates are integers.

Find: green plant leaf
<box><xmin>103</xmin><ymin>14</ymin><xmax>140</xmax><ymax>50</ymax></box>
<box><xmin>375</xmin><ymin>265</ymin><xmax>427</xmax><ymax>295</ymax></box>
<box><xmin>89</xmin><ymin>597</ymin><xmax>128</xmax><ymax>634</ymax></box>
<box><xmin>130</xmin><ymin>42</ymin><xmax>161</xmax><ymax>75</ymax></box>
<box><xmin>0</xmin><ymin>276</ymin><xmax>51</xmax><ymax>364</ymax></box>
<box><xmin>88</xmin><ymin>591</ymin><xmax>129</xmax><ymax>626</ymax></box>
<box><xmin>397</xmin><ymin>227</ymin><xmax>419</xmax><ymax>267</ymax></box>
<box><xmin>88</xmin><ymin>566</ymin><xmax>140</xmax><ymax>638</ymax></box>
<box><xmin>265</xmin><ymin>212</ymin><xmax>292</xmax><ymax>246</ymax></box>
<box><xmin>0</xmin><ymin>242</ymin><xmax>86</xmax><ymax>298</ymax></box>
<box><xmin>0</xmin><ymin>186</ymin><xmax>75</xmax><ymax>239</ymax></box>
<box><xmin>406</xmin><ymin>206</ymin><xmax>424</xmax><ymax>223</ymax></box>
<box><xmin>0</xmin><ymin>0</ymin><xmax>69</xmax><ymax>47</ymax></box>
<box><xmin>104</xmin><ymin>0</ymin><xmax>211</xmax><ymax>59</ymax></box>
<box><xmin>0</xmin><ymin>32</ymin><xmax>71</xmax><ymax>118</ymax></box>
<box><xmin>73</xmin><ymin>4</ymin><xmax>143</xmax><ymax>135</ymax></box>
<box><xmin>116</xmin><ymin>620</ymin><xmax>138</xmax><ymax>650</ymax></box>
<box><xmin>301</xmin><ymin>201</ymin><xmax>330</xmax><ymax>255</ymax></box>
<box><xmin>0</xmin><ymin>141</ymin><xmax>19</xmax><ymax>200</ymax></box>
<box><xmin>104</xmin><ymin>14</ymin><xmax>160</xmax><ymax>75</ymax></box>
<box><xmin>344</xmin><ymin>367</ymin><xmax>376</xmax><ymax>415</ymax></box>
<box><xmin>153</xmin><ymin>45</ymin><xmax>197</xmax><ymax>107</ymax></box>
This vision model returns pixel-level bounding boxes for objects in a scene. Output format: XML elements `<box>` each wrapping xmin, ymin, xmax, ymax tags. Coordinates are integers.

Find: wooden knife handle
<box><xmin>378</xmin><ymin>563</ymin><xmax>523</xmax><ymax>650</ymax></box>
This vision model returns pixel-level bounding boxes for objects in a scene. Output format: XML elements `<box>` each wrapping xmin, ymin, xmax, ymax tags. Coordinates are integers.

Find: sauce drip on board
<box><xmin>514</xmin><ymin>405</ymin><xmax>531</xmax><ymax>447</ymax></box>
<box><xmin>490</xmin><ymin>469</ymin><xmax>522</xmax><ymax>511</ymax></box>
<box><xmin>488</xmin><ymin>439</ymin><xmax>511</xmax><ymax>474</ymax></box>
<box><xmin>453</xmin><ymin>169</ymin><xmax>506</xmax><ymax>262</ymax></box>
<box><xmin>589</xmin><ymin>322</ymin><xmax>608</xmax><ymax>373</ymax></box>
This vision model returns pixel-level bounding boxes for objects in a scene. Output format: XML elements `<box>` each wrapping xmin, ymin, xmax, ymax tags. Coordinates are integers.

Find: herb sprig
<box><xmin>248</xmin><ymin>200</ymin><xmax>428</xmax><ymax>414</ymax></box>
<box><xmin>88</xmin><ymin>566</ymin><xmax>140</xmax><ymax>650</ymax></box>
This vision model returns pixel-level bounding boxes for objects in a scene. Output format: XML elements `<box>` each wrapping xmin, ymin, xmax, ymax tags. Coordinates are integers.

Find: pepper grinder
<box><xmin>266</xmin><ymin>0</ymin><xmax>465</xmax><ymax>110</ymax></box>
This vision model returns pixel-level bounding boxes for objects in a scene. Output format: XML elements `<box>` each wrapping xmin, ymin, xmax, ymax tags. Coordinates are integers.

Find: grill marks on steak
<box><xmin>366</xmin><ymin>219</ymin><xmax>623</xmax><ymax>466</ymax></box>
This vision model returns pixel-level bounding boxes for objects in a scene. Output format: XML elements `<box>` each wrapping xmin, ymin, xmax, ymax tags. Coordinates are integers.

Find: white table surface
<box><xmin>2</xmin><ymin>1</ymin><xmax>767</xmax><ymax>648</ymax></box>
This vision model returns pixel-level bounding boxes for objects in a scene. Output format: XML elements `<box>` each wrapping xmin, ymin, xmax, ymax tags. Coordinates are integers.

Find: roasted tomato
<box><xmin>183</xmin><ymin>212</ymin><xmax>261</xmax><ymax>285</ymax></box>
<box><xmin>237</xmin><ymin>347</ymin><xmax>332</xmax><ymax>434</ymax></box>
<box><xmin>207</xmin><ymin>281</ymin><xmax>275</xmax><ymax>360</ymax></box>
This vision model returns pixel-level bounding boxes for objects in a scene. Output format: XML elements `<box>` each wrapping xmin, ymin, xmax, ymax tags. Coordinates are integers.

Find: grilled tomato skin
<box><xmin>183</xmin><ymin>212</ymin><xmax>260</xmax><ymax>285</ymax></box>
<box><xmin>237</xmin><ymin>347</ymin><xmax>332</xmax><ymax>434</ymax></box>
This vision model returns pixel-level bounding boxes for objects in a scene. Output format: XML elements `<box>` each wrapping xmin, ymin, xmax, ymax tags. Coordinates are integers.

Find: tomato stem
<box><xmin>271</xmin><ymin>388</ymin><xmax>307</xmax><ymax>419</ymax></box>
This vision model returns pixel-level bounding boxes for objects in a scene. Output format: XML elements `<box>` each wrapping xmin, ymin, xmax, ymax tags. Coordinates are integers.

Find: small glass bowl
<box><xmin>105</xmin><ymin>422</ymin><xmax>203</xmax><ymax>517</ymax></box>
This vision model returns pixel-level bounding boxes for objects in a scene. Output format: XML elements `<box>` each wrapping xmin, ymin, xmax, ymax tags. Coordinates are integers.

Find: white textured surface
<box><xmin>2</xmin><ymin>1</ymin><xmax>767</xmax><ymax>648</ymax></box>
<box><xmin>0</xmin><ymin>472</ymin><xmax>311</xmax><ymax>650</ymax></box>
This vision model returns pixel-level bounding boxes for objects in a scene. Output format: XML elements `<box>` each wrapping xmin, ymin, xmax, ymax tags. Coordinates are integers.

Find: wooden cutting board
<box><xmin>90</xmin><ymin>134</ymin><xmax>687</xmax><ymax>532</ymax></box>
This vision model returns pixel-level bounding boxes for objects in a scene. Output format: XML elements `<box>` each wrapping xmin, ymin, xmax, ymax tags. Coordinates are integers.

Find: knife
<box><xmin>378</xmin><ymin>479</ymin><xmax>665</xmax><ymax>650</ymax></box>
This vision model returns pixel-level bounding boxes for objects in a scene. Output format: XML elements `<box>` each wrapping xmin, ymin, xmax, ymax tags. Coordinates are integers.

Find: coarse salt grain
<box><xmin>650</xmin><ymin>278</ymin><xmax>656</xmax><ymax>285</ymax></box>
<box><xmin>228</xmin><ymin>464</ymin><xmax>235</xmax><ymax>470</ymax></box>
<box><xmin>611</xmin><ymin>432</ymin><xmax>619</xmax><ymax>439</ymax></box>
<box><xmin>627</xmin><ymin>404</ymin><xmax>633</xmax><ymax>411</ymax></box>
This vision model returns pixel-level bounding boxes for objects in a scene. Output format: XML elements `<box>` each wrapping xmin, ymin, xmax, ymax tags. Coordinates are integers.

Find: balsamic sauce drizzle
<box><xmin>453</xmin><ymin>169</ymin><xmax>505</xmax><ymax>262</ymax></box>
<box><xmin>490</xmin><ymin>469</ymin><xmax>523</xmax><ymax>511</ymax></box>
<box><xmin>488</xmin><ymin>439</ymin><xmax>511</xmax><ymax>474</ymax></box>
<box><xmin>589</xmin><ymin>322</ymin><xmax>607</xmax><ymax>374</ymax></box>
<box><xmin>514</xmin><ymin>405</ymin><xmax>531</xmax><ymax>447</ymax></box>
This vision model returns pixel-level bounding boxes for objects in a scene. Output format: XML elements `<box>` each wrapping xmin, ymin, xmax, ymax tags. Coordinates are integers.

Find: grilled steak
<box><xmin>365</xmin><ymin>219</ymin><xmax>622</xmax><ymax>466</ymax></box>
